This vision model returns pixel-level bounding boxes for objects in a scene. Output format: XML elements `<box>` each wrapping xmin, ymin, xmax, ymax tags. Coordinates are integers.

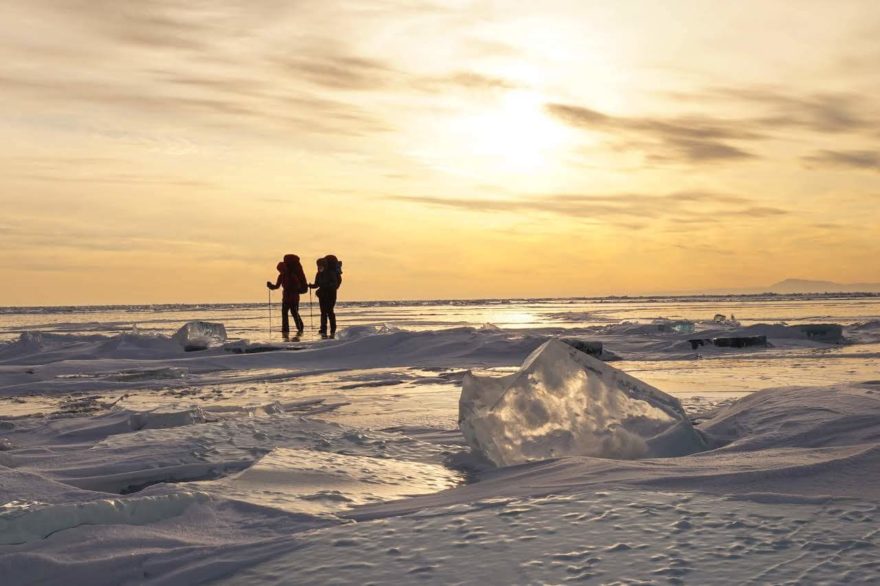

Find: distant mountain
<box><xmin>659</xmin><ymin>278</ymin><xmax>880</xmax><ymax>296</ymax></box>
<box><xmin>766</xmin><ymin>279</ymin><xmax>880</xmax><ymax>294</ymax></box>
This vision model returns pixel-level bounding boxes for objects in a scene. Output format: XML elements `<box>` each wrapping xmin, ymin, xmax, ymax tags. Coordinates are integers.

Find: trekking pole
<box><xmin>268</xmin><ymin>290</ymin><xmax>272</xmax><ymax>337</ymax></box>
<box><xmin>308</xmin><ymin>288</ymin><xmax>314</xmax><ymax>331</ymax></box>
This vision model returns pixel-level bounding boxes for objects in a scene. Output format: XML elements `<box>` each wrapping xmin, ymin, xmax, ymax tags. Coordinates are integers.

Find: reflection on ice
<box><xmin>203</xmin><ymin>448</ymin><xmax>462</xmax><ymax>515</ymax></box>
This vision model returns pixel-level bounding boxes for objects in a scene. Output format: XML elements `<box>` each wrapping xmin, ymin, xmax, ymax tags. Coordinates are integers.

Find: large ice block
<box><xmin>171</xmin><ymin>321</ymin><xmax>227</xmax><ymax>351</ymax></box>
<box><xmin>459</xmin><ymin>339</ymin><xmax>706</xmax><ymax>466</ymax></box>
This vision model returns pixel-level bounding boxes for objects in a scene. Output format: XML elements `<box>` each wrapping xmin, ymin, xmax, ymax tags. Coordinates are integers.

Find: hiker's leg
<box><xmin>280</xmin><ymin>300</ymin><xmax>291</xmax><ymax>332</ymax></box>
<box><xmin>327</xmin><ymin>295</ymin><xmax>337</xmax><ymax>334</ymax></box>
<box><xmin>292</xmin><ymin>297</ymin><xmax>304</xmax><ymax>332</ymax></box>
<box><xmin>318</xmin><ymin>296</ymin><xmax>329</xmax><ymax>333</ymax></box>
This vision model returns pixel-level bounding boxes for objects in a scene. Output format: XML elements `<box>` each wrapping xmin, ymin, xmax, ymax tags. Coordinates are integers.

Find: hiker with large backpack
<box><xmin>309</xmin><ymin>255</ymin><xmax>342</xmax><ymax>337</ymax></box>
<box><xmin>266</xmin><ymin>254</ymin><xmax>308</xmax><ymax>336</ymax></box>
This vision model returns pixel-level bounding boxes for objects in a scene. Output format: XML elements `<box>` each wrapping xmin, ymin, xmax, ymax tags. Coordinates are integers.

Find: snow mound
<box><xmin>0</xmin><ymin>491</ymin><xmax>207</xmax><ymax>545</ymax></box>
<box><xmin>335</xmin><ymin>324</ymin><xmax>400</xmax><ymax>341</ymax></box>
<box><xmin>459</xmin><ymin>339</ymin><xmax>706</xmax><ymax>466</ymax></box>
<box><xmin>48</xmin><ymin>407</ymin><xmax>208</xmax><ymax>441</ymax></box>
<box><xmin>701</xmin><ymin>382</ymin><xmax>880</xmax><ymax>451</ymax></box>
<box><xmin>0</xmin><ymin>331</ymin><xmax>182</xmax><ymax>364</ymax></box>
<box><xmin>845</xmin><ymin>320</ymin><xmax>880</xmax><ymax>344</ymax></box>
<box><xmin>172</xmin><ymin>321</ymin><xmax>227</xmax><ymax>351</ymax></box>
<box><xmin>129</xmin><ymin>407</ymin><xmax>207</xmax><ymax>431</ymax></box>
<box><xmin>95</xmin><ymin>331</ymin><xmax>182</xmax><ymax>355</ymax></box>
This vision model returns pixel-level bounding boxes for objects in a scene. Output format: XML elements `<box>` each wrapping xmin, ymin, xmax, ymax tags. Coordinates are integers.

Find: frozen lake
<box><xmin>1</xmin><ymin>295</ymin><xmax>878</xmax><ymax>584</ymax></box>
<box><xmin>4</xmin><ymin>294</ymin><xmax>880</xmax><ymax>341</ymax></box>
<box><xmin>2</xmin><ymin>294</ymin><xmax>878</xmax><ymax>400</ymax></box>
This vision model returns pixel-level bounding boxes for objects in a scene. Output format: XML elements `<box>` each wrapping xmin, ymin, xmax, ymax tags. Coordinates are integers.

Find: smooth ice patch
<box><xmin>205</xmin><ymin>447</ymin><xmax>462</xmax><ymax>515</ymax></box>
<box><xmin>460</xmin><ymin>339</ymin><xmax>706</xmax><ymax>466</ymax></box>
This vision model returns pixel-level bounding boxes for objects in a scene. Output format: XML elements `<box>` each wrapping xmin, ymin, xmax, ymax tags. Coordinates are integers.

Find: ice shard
<box><xmin>172</xmin><ymin>321</ymin><xmax>227</xmax><ymax>351</ymax></box>
<box><xmin>459</xmin><ymin>339</ymin><xmax>706</xmax><ymax>466</ymax></box>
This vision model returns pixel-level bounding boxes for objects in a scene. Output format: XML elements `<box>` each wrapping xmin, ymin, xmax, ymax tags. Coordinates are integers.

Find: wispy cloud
<box><xmin>0</xmin><ymin>1</ymin><xmax>523</xmax><ymax>146</ymax></box>
<box><xmin>665</xmin><ymin>85</ymin><xmax>880</xmax><ymax>140</ymax></box>
<box><xmin>416</xmin><ymin>71</ymin><xmax>524</xmax><ymax>92</ymax></box>
<box><xmin>273</xmin><ymin>52</ymin><xmax>398</xmax><ymax>91</ymax></box>
<box><xmin>803</xmin><ymin>149</ymin><xmax>879</xmax><ymax>171</ymax></box>
<box><xmin>546</xmin><ymin>103</ymin><xmax>758</xmax><ymax>163</ymax></box>
<box><xmin>708</xmin><ymin>87</ymin><xmax>872</xmax><ymax>134</ymax></box>
<box><xmin>549</xmin><ymin>83</ymin><xmax>880</xmax><ymax>166</ymax></box>
<box><xmin>390</xmin><ymin>191</ymin><xmax>788</xmax><ymax>227</ymax></box>
<box><xmin>0</xmin><ymin>70</ymin><xmax>392</xmax><ymax>138</ymax></box>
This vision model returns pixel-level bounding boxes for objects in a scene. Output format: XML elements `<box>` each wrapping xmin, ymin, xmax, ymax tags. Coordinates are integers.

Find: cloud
<box><xmin>0</xmin><ymin>0</ymin><xmax>522</xmax><ymax>146</ymax></box>
<box><xmin>0</xmin><ymin>70</ymin><xmax>391</xmax><ymax>138</ymax></box>
<box><xmin>669</xmin><ymin>86</ymin><xmax>879</xmax><ymax>136</ymax></box>
<box><xmin>39</xmin><ymin>0</ymin><xmax>248</xmax><ymax>52</ymax></box>
<box><xmin>416</xmin><ymin>72</ymin><xmax>524</xmax><ymax>92</ymax></box>
<box><xmin>673</xmin><ymin>243</ymin><xmax>735</xmax><ymax>256</ymax></box>
<box><xmin>0</xmin><ymin>2</ymin><xmax>405</xmax><ymax>143</ymax></box>
<box><xmin>546</xmin><ymin>103</ymin><xmax>758</xmax><ymax>163</ymax></box>
<box><xmin>803</xmin><ymin>149</ymin><xmax>879</xmax><ymax>171</ymax></box>
<box><xmin>549</xmin><ymin>84</ymin><xmax>880</xmax><ymax>166</ymax></box>
<box><xmin>389</xmin><ymin>191</ymin><xmax>788</xmax><ymax>226</ymax></box>
<box><xmin>273</xmin><ymin>46</ymin><xmax>522</xmax><ymax>95</ymax></box>
<box><xmin>12</xmin><ymin>173</ymin><xmax>215</xmax><ymax>188</ymax></box>
<box><xmin>273</xmin><ymin>52</ymin><xmax>398</xmax><ymax>91</ymax></box>
<box><xmin>712</xmin><ymin>87</ymin><xmax>871</xmax><ymax>134</ymax></box>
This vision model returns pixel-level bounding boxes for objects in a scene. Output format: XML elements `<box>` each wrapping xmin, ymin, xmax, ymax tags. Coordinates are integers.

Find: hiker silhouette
<box><xmin>309</xmin><ymin>255</ymin><xmax>341</xmax><ymax>337</ymax></box>
<box><xmin>266</xmin><ymin>254</ymin><xmax>307</xmax><ymax>335</ymax></box>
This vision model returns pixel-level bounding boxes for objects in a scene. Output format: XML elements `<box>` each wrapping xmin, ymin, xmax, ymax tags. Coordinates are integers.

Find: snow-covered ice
<box><xmin>0</xmin><ymin>297</ymin><xmax>878</xmax><ymax>584</ymax></box>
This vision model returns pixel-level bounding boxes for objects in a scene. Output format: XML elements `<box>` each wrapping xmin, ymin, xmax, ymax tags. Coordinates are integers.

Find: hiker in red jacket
<box><xmin>266</xmin><ymin>254</ymin><xmax>307</xmax><ymax>335</ymax></box>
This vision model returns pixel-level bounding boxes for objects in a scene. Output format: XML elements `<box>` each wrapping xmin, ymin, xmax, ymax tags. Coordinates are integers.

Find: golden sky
<box><xmin>2</xmin><ymin>0</ymin><xmax>879</xmax><ymax>304</ymax></box>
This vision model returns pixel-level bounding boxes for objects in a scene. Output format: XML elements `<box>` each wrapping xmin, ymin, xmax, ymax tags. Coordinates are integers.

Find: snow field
<box><xmin>219</xmin><ymin>490</ymin><xmax>879</xmax><ymax>585</ymax></box>
<box><xmin>1</xmin><ymin>309</ymin><xmax>879</xmax><ymax>584</ymax></box>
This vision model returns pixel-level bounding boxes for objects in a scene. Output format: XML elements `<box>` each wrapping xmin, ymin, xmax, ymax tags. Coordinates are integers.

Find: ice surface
<box><xmin>459</xmin><ymin>339</ymin><xmax>706</xmax><ymax>466</ymax></box>
<box><xmin>2</xmin><ymin>299</ymin><xmax>880</xmax><ymax>585</ymax></box>
<box><xmin>171</xmin><ymin>321</ymin><xmax>227</xmax><ymax>351</ymax></box>
<box><xmin>202</xmin><ymin>447</ymin><xmax>460</xmax><ymax>515</ymax></box>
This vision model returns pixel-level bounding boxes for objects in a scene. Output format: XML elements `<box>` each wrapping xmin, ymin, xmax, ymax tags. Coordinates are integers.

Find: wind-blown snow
<box><xmin>460</xmin><ymin>339</ymin><xmax>706</xmax><ymax>466</ymax></box>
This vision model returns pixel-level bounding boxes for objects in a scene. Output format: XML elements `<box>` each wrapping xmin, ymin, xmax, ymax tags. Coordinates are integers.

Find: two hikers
<box><xmin>266</xmin><ymin>253</ymin><xmax>342</xmax><ymax>338</ymax></box>
<box><xmin>266</xmin><ymin>254</ymin><xmax>307</xmax><ymax>335</ymax></box>
<box><xmin>310</xmin><ymin>255</ymin><xmax>342</xmax><ymax>337</ymax></box>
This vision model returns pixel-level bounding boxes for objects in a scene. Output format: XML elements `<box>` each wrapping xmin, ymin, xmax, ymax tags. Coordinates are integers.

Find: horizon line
<box><xmin>2</xmin><ymin>290</ymin><xmax>879</xmax><ymax>310</ymax></box>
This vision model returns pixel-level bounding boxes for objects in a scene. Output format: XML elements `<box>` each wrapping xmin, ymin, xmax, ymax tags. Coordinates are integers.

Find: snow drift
<box><xmin>459</xmin><ymin>339</ymin><xmax>706</xmax><ymax>466</ymax></box>
<box><xmin>0</xmin><ymin>331</ymin><xmax>183</xmax><ymax>364</ymax></box>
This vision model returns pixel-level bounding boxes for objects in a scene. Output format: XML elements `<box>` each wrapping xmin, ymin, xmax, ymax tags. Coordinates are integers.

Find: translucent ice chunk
<box><xmin>459</xmin><ymin>339</ymin><xmax>706</xmax><ymax>466</ymax></box>
<box><xmin>171</xmin><ymin>321</ymin><xmax>227</xmax><ymax>351</ymax></box>
<box><xmin>652</xmin><ymin>318</ymin><xmax>695</xmax><ymax>334</ymax></box>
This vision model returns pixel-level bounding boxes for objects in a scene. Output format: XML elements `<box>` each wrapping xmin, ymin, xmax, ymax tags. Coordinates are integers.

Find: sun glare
<box><xmin>461</xmin><ymin>91</ymin><xmax>570</xmax><ymax>174</ymax></box>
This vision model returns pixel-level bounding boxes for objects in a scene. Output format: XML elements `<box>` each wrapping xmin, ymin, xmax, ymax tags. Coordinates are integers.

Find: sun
<box><xmin>458</xmin><ymin>91</ymin><xmax>570</xmax><ymax>174</ymax></box>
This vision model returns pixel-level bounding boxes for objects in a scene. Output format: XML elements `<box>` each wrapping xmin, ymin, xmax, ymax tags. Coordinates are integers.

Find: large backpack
<box><xmin>324</xmin><ymin>254</ymin><xmax>343</xmax><ymax>288</ymax></box>
<box><xmin>283</xmin><ymin>254</ymin><xmax>308</xmax><ymax>294</ymax></box>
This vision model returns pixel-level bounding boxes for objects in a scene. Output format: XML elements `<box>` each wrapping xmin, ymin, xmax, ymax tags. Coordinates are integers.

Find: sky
<box><xmin>2</xmin><ymin>0</ymin><xmax>879</xmax><ymax>304</ymax></box>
